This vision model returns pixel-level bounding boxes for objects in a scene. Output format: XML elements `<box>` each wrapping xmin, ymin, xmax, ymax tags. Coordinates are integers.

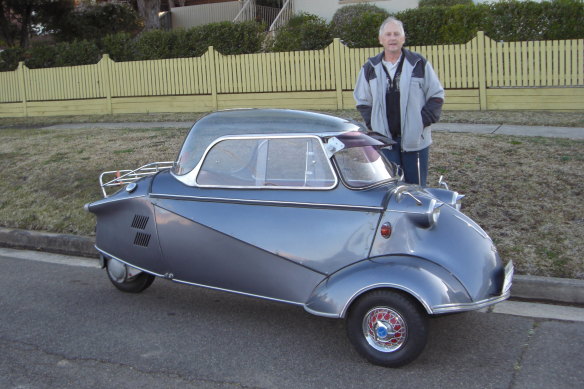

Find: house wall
<box><xmin>294</xmin><ymin>0</ymin><xmax>419</xmax><ymax>21</ymax></box>
<box><xmin>170</xmin><ymin>1</ymin><xmax>242</xmax><ymax>29</ymax></box>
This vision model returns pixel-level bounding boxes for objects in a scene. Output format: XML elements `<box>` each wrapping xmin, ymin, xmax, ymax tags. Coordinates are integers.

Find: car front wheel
<box><xmin>105</xmin><ymin>258</ymin><xmax>155</xmax><ymax>293</ymax></box>
<box><xmin>346</xmin><ymin>290</ymin><xmax>428</xmax><ymax>367</ymax></box>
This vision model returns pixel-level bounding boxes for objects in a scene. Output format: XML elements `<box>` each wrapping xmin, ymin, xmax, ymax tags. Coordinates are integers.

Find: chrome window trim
<box><xmin>172</xmin><ymin>134</ymin><xmax>338</xmax><ymax>189</ymax></box>
<box><xmin>150</xmin><ymin>193</ymin><xmax>385</xmax><ymax>213</ymax></box>
<box><xmin>331</xmin><ymin>153</ymin><xmax>399</xmax><ymax>190</ymax></box>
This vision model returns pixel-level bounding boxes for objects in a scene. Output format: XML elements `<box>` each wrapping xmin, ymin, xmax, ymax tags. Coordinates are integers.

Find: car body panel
<box><xmin>304</xmin><ymin>255</ymin><xmax>472</xmax><ymax>317</ymax></box>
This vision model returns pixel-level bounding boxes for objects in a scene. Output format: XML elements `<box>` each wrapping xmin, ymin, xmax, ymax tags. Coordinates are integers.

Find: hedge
<box><xmin>397</xmin><ymin>0</ymin><xmax>584</xmax><ymax>46</ymax></box>
<box><xmin>266</xmin><ymin>13</ymin><xmax>333</xmax><ymax>52</ymax></box>
<box><xmin>0</xmin><ymin>21</ymin><xmax>266</xmax><ymax>71</ymax></box>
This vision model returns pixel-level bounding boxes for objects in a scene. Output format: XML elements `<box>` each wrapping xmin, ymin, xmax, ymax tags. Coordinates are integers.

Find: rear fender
<box><xmin>304</xmin><ymin>255</ymin><xmax>471</xmax><ymax>318</ymax></box>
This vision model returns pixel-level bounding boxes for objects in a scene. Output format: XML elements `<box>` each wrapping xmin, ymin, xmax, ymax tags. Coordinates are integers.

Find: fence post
<box><xmin>332</xmin><ymin>38</ymin><xmax>344</xmax><ymax>110</ymax></box>
<box><xmin>17</xmin><ymin>62</ymin><xmax>28</xmax><ymax>117</ymax></box>
<box><xmin>208</xmin><ymin>46</ymin><xmax>219</xmax><ymax>110</ymax></box>
<box><xmin>99</xmin><ymin>54</ymin><xmax>113</xmax><ymax>115</ymax></box>
<box><xmin>477</xmin><ymin>31</ymin><xmax>488</xmax><ymax>111</ymax></box>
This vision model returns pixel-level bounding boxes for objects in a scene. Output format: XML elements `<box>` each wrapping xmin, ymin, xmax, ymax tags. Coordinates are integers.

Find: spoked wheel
<box><xmin>346</xmin><ymin>290</ymin><xmax>428</xmax><ymax>367</ymax></box>
<box><xmin>105</xmin><ymin>258</ymin><xmax>155</xmax><ymax>293</ymax></box>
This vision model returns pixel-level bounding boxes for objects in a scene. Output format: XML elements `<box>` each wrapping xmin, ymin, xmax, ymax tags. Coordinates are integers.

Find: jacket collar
<box><xmin>370</xmin><ymin>48</ymin><xmax>420</xmax><ymax>67</ymax></box>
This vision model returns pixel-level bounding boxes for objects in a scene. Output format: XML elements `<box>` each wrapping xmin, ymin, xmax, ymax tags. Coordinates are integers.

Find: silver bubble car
<box><xmin>86</xmin><ymin>109</ymin><xmax>513</xmax><ymax>367</ymax></box>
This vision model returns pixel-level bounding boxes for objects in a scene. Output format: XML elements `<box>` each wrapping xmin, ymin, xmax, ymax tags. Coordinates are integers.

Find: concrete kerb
<box><xmin>1</xmin><ymin>226</ymin><xmax>583</xmax><ymax>306</ymax></box>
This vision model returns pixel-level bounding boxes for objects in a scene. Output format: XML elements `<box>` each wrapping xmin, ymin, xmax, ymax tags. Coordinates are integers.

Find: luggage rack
<box><xmin>99</xmin><ymin>161</ymin><xmax>175</xmax><ymax>198</ymax></box>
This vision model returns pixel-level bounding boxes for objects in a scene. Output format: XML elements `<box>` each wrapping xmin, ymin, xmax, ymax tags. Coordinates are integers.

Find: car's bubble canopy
<box><xmin>173</xmin><ymin>109</ymin><xmax>366</xmax><ymax>176</ymax></box>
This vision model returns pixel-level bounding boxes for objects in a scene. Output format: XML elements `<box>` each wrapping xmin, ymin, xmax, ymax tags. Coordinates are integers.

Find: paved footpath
<box><xmin>29</xmin><ymin>120</ymin><xmax>584</xmax><ymax>140</ymax></box>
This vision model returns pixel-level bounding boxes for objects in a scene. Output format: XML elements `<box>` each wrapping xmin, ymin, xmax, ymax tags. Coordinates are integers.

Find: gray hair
<box><xmin>378</xmin><ymin>16</ymin><xmax>405</xmax><ymax>37</ymax></box>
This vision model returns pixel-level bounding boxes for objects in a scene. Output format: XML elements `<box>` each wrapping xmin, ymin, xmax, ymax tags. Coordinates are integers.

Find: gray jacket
<box><xmin>353</xmin><ymin>49</ymin><xmax>445</xmax><ymax>152</ymax></box>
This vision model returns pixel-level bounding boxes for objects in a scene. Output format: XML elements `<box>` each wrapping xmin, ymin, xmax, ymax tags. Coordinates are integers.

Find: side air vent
<box><xmin>131</xmin><ymin>215</ymin><xmax>149</xmax><ymax>230</ymax></box>
<box><xmin>134</xmin><ymin>232</ymin><xmax>151</xmax><ymax>247</ymax></box>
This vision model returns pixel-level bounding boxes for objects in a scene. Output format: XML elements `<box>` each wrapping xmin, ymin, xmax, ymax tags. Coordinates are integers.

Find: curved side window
<box><xmin>196</xmin><ymin>137</ymin><xmax>337</xmax><ymax>189</ymax></box>
<box><xmin>334</xmin><ymin>145</ymin><xmax>398</xmax><ymax>188</ymax></box>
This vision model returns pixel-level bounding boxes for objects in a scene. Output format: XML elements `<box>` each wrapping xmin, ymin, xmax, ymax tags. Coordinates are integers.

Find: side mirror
<box><xmin>438</xmin><ymin>175</ymin><xmax>449</xmax><ymax>190</ymax></box>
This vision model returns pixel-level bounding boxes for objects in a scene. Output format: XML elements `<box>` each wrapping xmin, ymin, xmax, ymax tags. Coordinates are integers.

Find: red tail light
<box><xmin>380</xmin><ymin>222</ymin><xmax>392</xmax><ymax>239</ymax></box>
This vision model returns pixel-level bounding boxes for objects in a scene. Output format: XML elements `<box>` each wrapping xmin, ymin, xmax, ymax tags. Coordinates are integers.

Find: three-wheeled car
<box><xmin>86</xmin><ymin>109</ymin><xmax>513</xmax><ymax>367</ymax></box>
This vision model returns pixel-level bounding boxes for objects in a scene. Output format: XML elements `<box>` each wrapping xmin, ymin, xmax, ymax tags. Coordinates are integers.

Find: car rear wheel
<box><xmin>346</xmin><ymin>290</ymin><xmax>428</xmax><ymax>367</ymax></box>
<box><xmin>106</xmin><ymin>258</ymin><xmax>155</xmax><ymax>293</ymax></box>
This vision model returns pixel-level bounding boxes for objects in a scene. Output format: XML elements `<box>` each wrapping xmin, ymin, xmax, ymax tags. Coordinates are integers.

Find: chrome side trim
<box><xmin>303</xmin><ymin>306</ymin><xmax>342</xmax><ymax>318</ymax></box>
<box><xmin>87</xmin><ymin>194</ymin><xmax>147</xmax><ymax>209</ymax></box>
<box><xmin>340</xmin><ymin>283</ymin><xmax>434</xmax><ymax>317</ymax></box>
<box><xmin>150</xmin><ymin>193</ymin><xmax>385</xmax><ymax>212</ymax></box>
<box><xmin>171</xmin><ymin>278</ymin><xmax>305</xmax><ymax>307</ymax></box>
<box><xmin>430</xmin><ymin>292</ymin><xmax>511</xmax><ymax>314</ymax></box>
<box><xmin>95</xmin><ymin>247</ymin><xmax>166</xmax><ymax>278</ymax></box>
<box><xmin>97</xmin><ymin>246</ymin><xmax>307</xmax><ymax>308</ymax></box>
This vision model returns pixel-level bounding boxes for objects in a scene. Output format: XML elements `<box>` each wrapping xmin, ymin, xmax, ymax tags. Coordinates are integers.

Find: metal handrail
<box><xmin>99</xmin><ymin>161</ymin><xmax>175</xmax><ymax>198</ymax></box>
<box><xmin>268</xmin><ymin>0</ymin><xmax>293</xmax><ymax>32</ymax></box>
<box><xmin>233</xmin><ymin>0</ymin><xmax>256</xmax><ymax>23</ymax></box>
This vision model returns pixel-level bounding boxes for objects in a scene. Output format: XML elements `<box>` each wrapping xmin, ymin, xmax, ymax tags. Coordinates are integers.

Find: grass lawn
<box><xmin>0</xmin><ymin>109</ymin><xmax>583</xmax><ymax>279</ymax></box>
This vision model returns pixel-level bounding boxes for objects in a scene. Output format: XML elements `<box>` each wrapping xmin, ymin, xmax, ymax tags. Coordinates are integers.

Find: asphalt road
<box><xmin>1</xmin><ymin>250</ymin><xmax>583</xmax><ymax>389</ymax></box>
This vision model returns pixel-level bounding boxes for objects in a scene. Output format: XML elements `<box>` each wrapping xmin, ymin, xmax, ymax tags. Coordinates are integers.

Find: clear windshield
<box><xmin>334</xmin><ymin>145</ymin><xmax>399</xmax><ymax>188</ymax></box>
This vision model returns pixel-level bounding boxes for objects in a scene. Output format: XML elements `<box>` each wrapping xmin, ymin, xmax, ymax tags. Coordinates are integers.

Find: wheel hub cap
<box><xmin>363</xmin><ymin>307</ymin><xmax>407</xmax><ymax>352</ymax></box>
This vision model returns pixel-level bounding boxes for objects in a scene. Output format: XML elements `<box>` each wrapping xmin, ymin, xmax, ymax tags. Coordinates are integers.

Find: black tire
<box><xmin>106</xmin><ymin>260</ymin><xmax>155</xmax><ymax>293</ymax></box>
<box><xmin>346</xmin><ymin>290</ymin><xmax>428</xmax><ymax>367</ymax></box>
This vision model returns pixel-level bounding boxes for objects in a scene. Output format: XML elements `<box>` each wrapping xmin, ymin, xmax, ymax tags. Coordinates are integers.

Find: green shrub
<box><xmin>0</xmin><ymin>47</ymin><xmax>25</xmax><ymax>72</ymax></box>
<box><xmin>54</xmin><ymin>40</ymin><xmax>101</xmax><ymax>67</ymax></box>
<box><xmin>397</xmin><ymin>4</ymin><xmax>488</xmax><ymax>46</ymax></box>
<box><xmin>134</xmin><ymin>29</ymin><xmax>178</xmax><ymax>60</ymax></box>
<box><xmin>541</xmin><ymin>0</ymin><xmax>584</xmax><ymax>40</ymax></box>
<box><xmin>196</xmin><ymin>21</ymin><xmax>266</xmax><ymax>55</ymax></box>
<box><xmin>397</xmin><ymin>0</ymin><xmax>584</xmax><ymax>45</ymax></box>
<box><xmin>24</xmin><ymin>44</ymin><xmax>59</xmax><ymax>69</ymax></box>
<box><xmin>100</xmin><ymin>32</ymin><xmax>136</xmax><ymax>62</ymax></box>
<box><xmin>268</xmin><ymin>13</ymin><xmax>332</xmax><ymax>52</ymax></box>
<box><xmin>418</xmin><ymin>0</ymin><xmax>473</xmax><ymax>7</ymax></box>
<box><xmin>330</xmin><ymin>4</ymin><xmax>389</xmax><ymax>47</ymax></box>
<box><xmin>133</xmin><ymin>21</ymin><xmax>265</xmax><ymax>60</ymax></box>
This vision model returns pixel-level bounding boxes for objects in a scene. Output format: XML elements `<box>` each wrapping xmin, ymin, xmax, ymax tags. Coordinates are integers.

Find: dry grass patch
<box><xmin>429</xmin><ymin>132</ymin><xmax>584</xmax><ymax>279</ymax></box>
<box><xmin>0</xmin><ymin>123</ymin><xmax>582</xmax><ymax>279</ymax></box>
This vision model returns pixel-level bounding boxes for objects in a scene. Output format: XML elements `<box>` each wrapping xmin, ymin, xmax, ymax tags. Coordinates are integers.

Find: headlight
<box><xmin>409</xmin><ymin>198</ymin><xmax>441</xmax><ymax>228</ymax></box>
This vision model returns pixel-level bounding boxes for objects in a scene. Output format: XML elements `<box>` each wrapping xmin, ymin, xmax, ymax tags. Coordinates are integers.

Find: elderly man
<box><xmin>353</xmin><ymin>17</ymin><xmax>444</xmax><ymax>186</ymax></box>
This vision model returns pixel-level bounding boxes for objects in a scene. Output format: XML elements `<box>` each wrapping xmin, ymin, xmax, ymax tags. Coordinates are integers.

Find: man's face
<box><xmin>378</xmin><ymin>22</ymin><xmax>405</xmax><ymax>56</ymax></box>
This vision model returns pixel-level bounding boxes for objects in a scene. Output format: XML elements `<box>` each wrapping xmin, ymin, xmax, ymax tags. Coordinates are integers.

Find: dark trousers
<box><xmin>380</xmin><ymin>141</ymin><xmax>429</xmax><ymax>186</ymax></box>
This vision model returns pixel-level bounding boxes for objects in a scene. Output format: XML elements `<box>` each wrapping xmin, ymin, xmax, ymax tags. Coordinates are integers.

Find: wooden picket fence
<box><xmin>0</xmin><ymin>31</ymin><xmax>582</xmax><ymax>118</ymax></box>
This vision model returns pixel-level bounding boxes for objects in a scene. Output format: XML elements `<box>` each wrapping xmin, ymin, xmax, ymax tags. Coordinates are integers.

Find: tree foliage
<box><xmin>53</xmin><ymin>3</ymin><xmax>142</xmax><ymax>42</ymax></box>
<box><xmin>0</xmin><ymin>0</ymin><xmax>73</xmax><ymax>48</ymax></box>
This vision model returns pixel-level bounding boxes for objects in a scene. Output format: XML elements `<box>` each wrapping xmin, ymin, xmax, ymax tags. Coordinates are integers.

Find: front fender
<box><xmin>304</xmin><ymin>255</ymin><xmax>472</xmax><ymax>318</ymax></box>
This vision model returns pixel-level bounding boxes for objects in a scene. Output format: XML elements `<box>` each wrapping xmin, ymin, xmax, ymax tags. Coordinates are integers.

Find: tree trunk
<box><xmin>137</xmin><ymin>0</ymin><xmax>161</xmax><ymax>30</ymax></box>
<box><xmin>18</xmin><ymin>3</ymin><xmax>33</xmax><ymax>48</ymax></box>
